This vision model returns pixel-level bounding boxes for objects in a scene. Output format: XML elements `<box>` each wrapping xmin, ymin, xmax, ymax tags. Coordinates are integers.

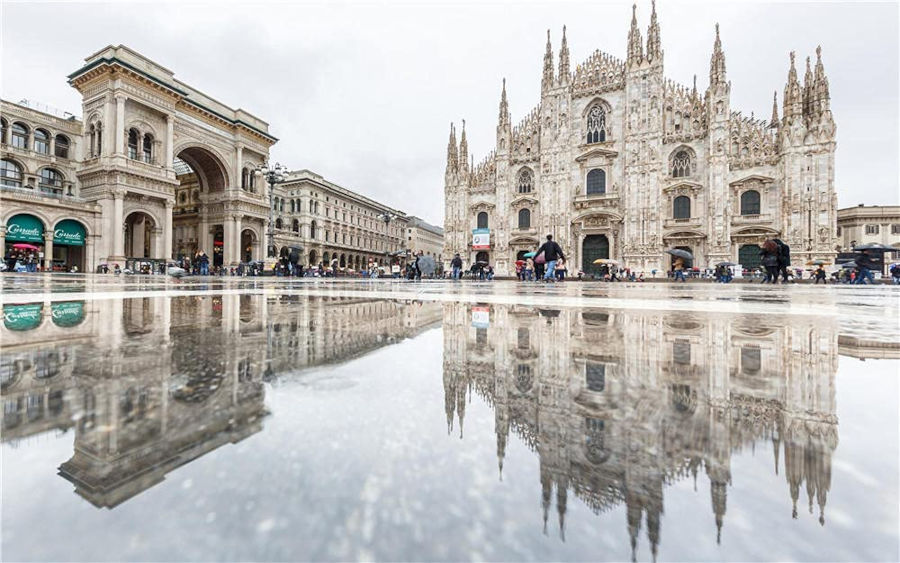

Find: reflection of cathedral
<box><xmin>442</xmin><ymin>303</ymin><xmax>839</xmax><ymax>557</ymax></box>
<box><xmin>1</xmin><ymin>294</ymin><xmax>441</xmax><ymax>507</ymax></box>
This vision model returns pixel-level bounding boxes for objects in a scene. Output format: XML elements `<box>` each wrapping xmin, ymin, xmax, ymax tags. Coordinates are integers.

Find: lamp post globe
<box><xmin>257</xmin><ymin>162</ymin><xmax>286</xmax><ymax>271</ymax></box>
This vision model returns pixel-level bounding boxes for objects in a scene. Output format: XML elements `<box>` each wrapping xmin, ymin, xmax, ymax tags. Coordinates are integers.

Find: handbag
<box><xmin>534</xmin><ymin>252</ymin><xmax>546</xmax><ymax>265</ymax></box>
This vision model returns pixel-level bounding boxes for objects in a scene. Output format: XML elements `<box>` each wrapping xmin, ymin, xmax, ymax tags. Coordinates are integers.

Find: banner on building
<box><xmin>471</xmin><ymin>306</ymin><xmax>490</xmax><ymax>328</ymax></box>
<box><xmin>472</xmin><ymin>229</ymin><xmax>490</xmax><ymax>250</ymax></box>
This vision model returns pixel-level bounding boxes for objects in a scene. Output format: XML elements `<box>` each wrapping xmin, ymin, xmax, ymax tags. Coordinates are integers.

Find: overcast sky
<box><xmin>2</xmin><ymin>0</ymin><xmax>897</xmax><ymax>225</ymax></box>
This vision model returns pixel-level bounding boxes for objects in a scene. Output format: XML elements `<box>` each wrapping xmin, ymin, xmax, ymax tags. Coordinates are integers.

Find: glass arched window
<box><xmin>127</xmin><ymin>129</ymin><xmax>139</xmax><ymax>159</ymax></box>
<box><xmin>673</xmin><ymin>196</ymin><xmax>691</xmax><ymax>219</ymax></box>
<box><xmin>672</xmin><ymin>150</ymin><xmax>692</xmax><ymax>177</ymax></box>
<box><xmin>292</xmin><ymin>219</ymin><xmax>299</xmax><ymax>232</ymax></box>
<box><xmin>54</xmin><ymin>135</ymin><xmax>70</xmax><ymax>159</ymax></box>
<box><xmin>517</xmin><ymin>168</ymin><xmax>533</xmax><ymax>194</ymax></box>
<box><xmin>11</xmin><ymin>123</ymin><xmax>28</xmax><ymax>149</ymax></box>
<box><xmin>740</xmin><ymin>190</ymin><xmax>761</xmax><ymax>215</ymax></box>
<box><xmin>586</xmin><ymin>169</ymin><xmax>606</xmax><ymax>195</ymax></box>
<box><xmin>142</xmin><ymin>134</ymin><xmax>153</xmax><ymax>163</ymax></box>
<box><xmin>518</xmin><ymin>208</ymin><xmax>531</xmax><ymax>229</ymax></box>
<box><xmin>1</xmin><ymin>159</ymin><xmax>23</xmax><ymax>188</ymax></box>
<box><xmin>39</xmin><ymin>168</ymin><xmax>63</xmax><ymax>193</ymax></box>
<box><xmin>310</xmin><ymin>220</ymin><xmax>317</xmax><ymax>239</ymax></box>
<box><xmin>241</xmin><ymin>168</ymin><xmax>249</xmax><ymax>190</ymax></box>
<box><xmin>249</xmin><ymin>169</ymin><xmax>256</xmax><ymax>191</ymax></box>
<box><xmin>279</xmin><ymin>200</ymin><xmax>285</xmax><ymax>212</ymax></box>
<box><xmin>476</xmin><ymin>211</ymin><xmax>489</xmax><ymax>230</ymax></box>
<box><xmin>275</xmin><ymin>218</ymin><xmax>283</xmax><ymax>230</ymax></box>
<box><xmin>34</xmin><ymin>129</ymin><xmax>50</xmax><ymax>154</ymax></box>
<box><xmin>0</xmin><ymin>119</ymin><xmax>7</xmax><ymax>144</ymax></box>
<box><xmin>586</xmin><ymin>105</ymin><xmax>607</xmax><ymax>144</ymax></box>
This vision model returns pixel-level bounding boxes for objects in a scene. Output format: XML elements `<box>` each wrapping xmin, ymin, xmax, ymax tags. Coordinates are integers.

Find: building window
<box><xmin>89</xmin><ymin>123</ymin><xmax>102</xmax><ymax>157</ymax></box>
<box><xmin>517</xmin><ymin>168</ymin><xmax>533</xmax><ymax>193</ymax></box>
<box><xmin>586</xmin><ymin>169</ymin><xmax>606</xmax><ymax>195</ymax></box>
<box><xmin>673</xmin><ymin>339</ymin><xmax>691</xmax><ymax>365</ymax></box>
<box><xmin>892</xmin><ymin>224</ymin><xmax>900</xmax><ymax>235</ymax></box>
<box><xmin>275</xmin><ymin>218</ymin><xmax>283</xmax><ymax>230</ymax></box>
<box><xmin>292</xmin><ymin>219</ymin><xmax>299</xmax><ymax>232</ymax></box>
<box><xmin>518</xmin><ymin>208</ymin><xmax>531</xmax><ymax>229</ymax></box>
<box><xmin>39</xmin><ymin>168</ymin><xmax>63</xmax><ymax>193</ymax></box>
<box><xmin>586</xmin><ymin>105</ymin><xmax>607</xmax><ymax>143</ymax></box>
<box><xmin>740</xmin><ymin>190</ymin><xmax>761</xmax><ymax>215</ymax></box>
<box><xmin>54</xmin><ymin>135</ymin><xmax>69</xmax><ymax>159</ymax></box>
<box><xmin>0</xmin><ymin>119</ymin><xmax>7</xmax><ymax>144</ymax></box>
<box><xmin>865</xmin><ymin>224</ymin><xmax>880</xmax><ymax>235</ymax></box>
<box><xmin>11</xmin><ymin>123</ymin><xmax>28</xmax><ymax>149</ymax></box>
<box><xmin>586</xmin><ymin>362</ymin><xmax>606</xmax><ymax>392</ymax></box>
<box><xmin>673</xmin><ymin>195</ymin><xmax>691</xmax><ymax>219</ymax></box>
<box><xmin>671</xmin><ymin>149</ymin><xmax>692</xmax><ymax>177</ymax></box>
<box><xmin>1</xmin><ymin>159</ymin><xmax>23</xmax><ymax>187</ymax></box>
<box><xmin>310</xmin><ymin>221</ymin><xmax>317</xmax><ymax>239</ymax></box>
<box><xmin>741</xmin><ymin>346</ymin><xmax>761</xmax><ymax>375</ymax></box>
<box><xmin>142</xmin><ymin>133</ymin><xmax>153</xmax><ymax>163</ymax></box>
<box><xmin>127</xmin><ymin>129</ymin><xmax>139</xmax><ymax>159</ymax></box>
<box><xmin>34</xmin><ymin>129</ymin><xmax>50</xmax><ymax>154</ymax></box>
<box><xmin>477</xmin><ymin>211</ymin><xmax>489</xmax><ymax>230</ymax></box>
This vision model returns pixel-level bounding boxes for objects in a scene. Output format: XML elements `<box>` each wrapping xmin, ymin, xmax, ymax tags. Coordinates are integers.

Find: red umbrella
<box><xmin>11</xmin><ymin>243</ymin><xmax>40</xmax><ymax>251</ymax></box>
<box><xmin>213</xmin><ymin>241</ymin><xmax>224</xmax><ymax>247</ymax></box>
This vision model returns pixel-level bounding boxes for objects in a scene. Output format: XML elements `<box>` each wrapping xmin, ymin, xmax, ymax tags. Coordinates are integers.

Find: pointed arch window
<box><xmin>292</xmin><ymin>219</ymin><xmax>300</xmax><ymax>232</ymax></box>
<box><xmin>673</xmin><ymin>195</ymin><xmax>691</xmax><ymax>219</ymax></box>
<box><xmin>517</xmin><ymin>208</ymin><xmax>531</xmax><ymax>229</ymax></box>
<box><xmin>242</xmin><ymin>168</ymin><xmax>250</xmax><ymax>190</ymax></box>
<box><xmin>740</xmin><ymin>190</ymin><xmax>761</xmax><ymax>215</ymax></box>
<box><xmin>672</xmin><ymin>150</ymin><xmax>692</xmax><ymax>177</ymax></box>
<box><xmin>476</xmin><ymin>211</ymin><xmax>489</xmax><ymax>230</ymax></box>
<box><xmin>586</xmin><ymin>105</ymin><xmax>607</xmax><ymax>144</ymax></box>
<box><xmin>142</xmin><ymin>133</ymin><xmax>153</xmax><ymax>163</ymax></box>
<box><xmin>127</xmin><ymin>129</ymin><xmax>139</xmax><ymax>159</ymax></box>
<box><xmin>517</xmin><ymin>168</ymin><xmax>534</xmax><ymax>194</ymax></box>
<box><xmin>586</xmin><ymin>169</ymin><xmax>606</xmax><ymax>195</ymax></box>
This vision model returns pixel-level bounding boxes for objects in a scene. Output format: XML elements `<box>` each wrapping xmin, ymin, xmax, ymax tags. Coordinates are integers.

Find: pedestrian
<box><xmin>535</xmin><ymin>234</ymin><xmax>565</xmax><ymax>282</ymax></box>
<box><xmin>673</xmin><ymin>258</ymin><xmax>686</xmax><ymax>282</ymax></box>
<box><xmin>773</xmin><ymin>238</ymin><xmax>791</xmax><ymax>283</ymax></box>
<box><xmin>555</xmin><ymin>258</ymin><xmax>567</xmax><ymax>281</ymax></box>
<box><xmin>854</xmin><ymin>251</ymin><xmax>876</xmax><ymax>285</ymax></box>
<box><xmin>451</xmin><ymin>253</ymin><xmax>463</xmax><ymax>280</ymax></box>
<box><xmin>814</xmin><ymin>266</ymin><xmax>827</xmax><ymax>284</ymax></box>
<box><xmin>890</xmin><ymin>263</ymin><xmax>900</xmax><ymax>285</ymax></box>
<box><xmin>198</xmin><ymin>251</ymin><xmax>210</xmax><ymax>276</ymax></box>
<box><xmin>525</xmin><ymin>257</ymin><xmax>534</xmax><ymax>281</ymax></box>
<box><xmin>761</xmin><ymin>248</ymin><xmax>779</xmax><ymax>284</ymax></box>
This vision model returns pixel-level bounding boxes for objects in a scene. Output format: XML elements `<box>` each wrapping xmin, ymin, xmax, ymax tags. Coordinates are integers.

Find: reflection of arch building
<box><xmin>443</xmin><ymin>7</ymin><xmax>837</xmax><ymax>275</ymax></box>
<box><xmin>2</xmin><ymin>45</ymin><xmax>276</xmax><ymax>271</ymax></box>
<box><xmin>1</xmin><ymin>294</ymin><xmax>441</xmax><ymax>508</ymax></box>
<box><xmin>442</xmin><ymin>302</ymin><xmax>839</xmax><ymax>556</ymax></box>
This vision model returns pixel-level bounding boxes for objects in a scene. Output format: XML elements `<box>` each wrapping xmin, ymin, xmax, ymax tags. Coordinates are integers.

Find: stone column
<box><xmin>112</xmin><ymin>191</ymin><xmax>125</xmax><ymax>260</ymax></box>
<box><xmin>233</xmin><ymin>215</ymin><xmax>242</xmax><ymax>264</ymax></box>
<box><xmin>235</xmin><ymin>146</ymin><xmax>243</xmax><ymax>192</ymax></box>
<box><xmin>152</xmin><ymin>227</ymin><xmax>163</xmax><ymax>260</ymax></box>
<box><xmin>165</xmin><ymin>114</ymin><xmax>175</xmax><ymax>169</ymax></box>
<box><xmin>223</xmin><ymin>215</ymin><xmax>235</xmax><ymax>266</ymax></box>
<box><xmin>0</xmin><ymin>226</ymin><xmax>5</xmax><ymax>255</ymax></box>
<box><xmin>164</xmin><ymin>201</ymin><xmax>174</xmax><ymax>261</ymax></box>
<box><xmin>115</xmin><ymin>95</ymin><xmax>126</xmax><ymax>155</ymax></box>
<box><xmin>85</xmin><ymin>236</ymin><xmax>95</xmax><ymax>272</ymax></box>
<box><xmin>43</xmin><ymin>231</ymin><xmax>54</xmax><ymax>271</ymax></box>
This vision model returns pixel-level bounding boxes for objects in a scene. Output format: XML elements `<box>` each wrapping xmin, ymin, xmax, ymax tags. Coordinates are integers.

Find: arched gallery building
<box><xmin>1</xmin><ymin>45</ymin><xmax>276</xmax><ymax>272</ymax></box>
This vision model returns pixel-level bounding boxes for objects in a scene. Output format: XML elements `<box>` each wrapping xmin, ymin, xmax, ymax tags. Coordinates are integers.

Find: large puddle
<box><xmin>2</xmin><ymin>290</ymin><xmax>898</xmax><ymax>561</ymax></box>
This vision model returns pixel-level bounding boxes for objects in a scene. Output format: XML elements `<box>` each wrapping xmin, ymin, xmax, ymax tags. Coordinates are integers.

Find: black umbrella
<box><xmin>840</xmin><ymin>261</ymin><xmax>858</xmax><ymax>269</ymax></box>
<box><xmin>666</xmin><ymin>249</ymin><xmax>694</xmax><ymax>260</ymax></box>
<box><xmin>716</xmin><ymin>261</ymin><xmax>737</xmax><ymax>267</ymax></box>
<box><xmin>852</xmin><ymin>243</ymin><xmax>895</xmax><ymax>252</ymax></box>
<box><xmin>418</xmin><ymin>255</ymin><xmax>436</xmax><ymax>276</ymax></box>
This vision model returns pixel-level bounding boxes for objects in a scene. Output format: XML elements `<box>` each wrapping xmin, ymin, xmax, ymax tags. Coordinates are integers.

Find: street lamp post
<box><xmin>379</xmin><ymin>212</ymin><xmax>397</xmax><ymax>276</ymax></box>
<box><xmin>257</xmin><ymin>162</ymin><xmax>286</xmax><ymax>264</ymax></box>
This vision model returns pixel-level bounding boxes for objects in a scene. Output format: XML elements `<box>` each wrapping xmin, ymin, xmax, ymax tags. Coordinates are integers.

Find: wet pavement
<box><xmin>2</xmin><ymin>274</ymin><xmax>899</xmax><ymax>561</ymax></box>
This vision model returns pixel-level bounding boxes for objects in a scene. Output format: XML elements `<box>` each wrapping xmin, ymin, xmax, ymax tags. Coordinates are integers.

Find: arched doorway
<box><xmin>475</xmin><ymin>251</ymin><xmax>489</xmax><ymax>264</ymax></box>
<box><xmin>52</xmin><ymin>219</ymin><xmax>87</xmax><ymax>271</ymax></box>
<box><xmin>670</xmin><ymin>245</ymin><xmax>692</xmax><ymax>267</ymax></box>
<box><xmin>738</xmin><ymin>244</ymin><xmax>762</xmax><ymax>270</ymax></box>
<box><xmin>124</xmin><ymin>211</ymin><xmax>156</xmax><ymax>259</ymax></box>
<box><xmin>309</xmin><ymin>250</ymin><xmax>318</xmax><ymax>266</ymax></box>
<box><xmin>516</xmin><ymin>250</ymin><xmax>529</xmax><ymax>261</ymax></box>
<box><xmin>323</xmin><ymin>251</ymin><xmax>330</xmax><ymax>265</ymax></box>
<box><xmin>240</xmin><ymin>229</ymin><xmax>256</xmax><ymax>263</ymax></box>
<box><xmin>582</xmin><ymin>235</ymin><xmax>610</xmax><ymax>277</ymax></box>
<box><xmin>340</xmin><ymin>254</ymin><xmax>346</xmax><ymax>268</ymax></box>
<box><xmin>212</xmin><ymin>229</ymin><xmax>224</xmax><ymax>267</ymax></box>
<box><xmin>173</xmin><ymin>147</ymin><xmax>229</xmax><ymax>262</ymax></box>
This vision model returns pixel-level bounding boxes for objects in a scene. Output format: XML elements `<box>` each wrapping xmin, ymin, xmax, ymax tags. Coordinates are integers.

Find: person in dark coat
<box><xmin>773</xmin><ymin>238</ymin><xmax>791</xmax><ymax>283</ymax></box>
<box><xmin>536</xmin><ymin>234</ymin><xmax>565</xmax><ymax>282</ymax></box>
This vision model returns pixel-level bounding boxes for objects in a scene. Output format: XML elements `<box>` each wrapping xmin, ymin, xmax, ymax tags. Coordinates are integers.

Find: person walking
<box><xmin>773</xmin><ymin>238</ymin><xmax>791</xmax><ymax>283</ymax></box>
<box><xmin>854</xmin><ymin>251</ymin><xmax>877</xmax><ymax>285</ymax></box>
<box><xmin>673</xmin><ymin>258</ymin><xmax>686</xmax><ymax>282</ymax></box>
<box><xmin>555</xmin><ymin>258</ymin><xmax>567</xmax><ymax>282</ymax></box>
<box><xmin>536</xmin><ymin>234</ymin><xmax>565</xmax><ymax>282</ymax></box>
<box><xmin>198</xmin><ymin>251</ymin><xmax>210</xmax><ymax>276</ymax></box>
<box><xmin>890</xmin><ymin>263</ymin><xmax>900</xmax><ymax>285</ymax></box>
<box><xmin>450</xmin><ymin>253</ymin><xmax>463</xmax><ymax>280</ymax></box>
<box><xmin>761</xmin><ymin>250</ymin><xmax>779</xmax><ymax>284</ymax></box>
<box><xmin>814</xmin><ymin>266</ymin><xmax>827</xmax><ymax>284</ymax></box>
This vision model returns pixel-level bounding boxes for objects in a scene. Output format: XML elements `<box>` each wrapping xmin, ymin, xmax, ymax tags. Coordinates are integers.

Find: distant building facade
<box><xmin>443</xmin><ymin>4</ymin><xmax>837</xmax><ymax>276</ymax></box>
<box><xmin>836</xmin><ymin>205</ymin><xmax>900</xmax><ymax>258</ymax></box>
<box><xmin>405</xmin><ymin>216</ymin><xmax>445</xmax><ymax>262</ymax></box>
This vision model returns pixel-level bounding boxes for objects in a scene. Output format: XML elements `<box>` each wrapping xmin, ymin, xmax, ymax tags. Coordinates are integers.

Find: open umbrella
<box><xmin>524</xmin><ymin>251</ymin><xmax>538</xmax><ymax>258</ymax></box>
<box><xmin>476</xmin><ymin>260</ymin><xmax>489</xmax><ymax>265</ymax></box>
<box><xmin>806</xmin><ymin>259</ymin><xmax>829</xmax><ymax>266</ymax></box>
<box><xmin>852</xmin><ymin>243</ymin><xmax>895</xmax><ymax>252</ymax></box>
<box><xmin>515</xmin><ymin>259</ymin><xmax>525</xmax><ymax>266</ymax></box>
<box><xmin>11</xmin><ymin>243</ymin><xmax>39</xmax><ymax>251</ymax></box>
<box><xmin>840</xmin><ymin>261</ymin><xmax>858</xmax><ymax>269</ymax></box>
<box><xmin>418</xmin><ymin>255</ymin><xmax>436</xmax><ymax>276</ymax></box>
<box><xmin>716</xmin><ymin>261</ymin><xmax>737</xmax><ymax>267</ymax></box>
<box><xmin>666</xmin><ymin>248</ymin><xmax>694</xmax><ymax>260</ymax></box>
<box><xmin>593</xmin><ymin>258</ymin><xmax>619</xmax><ymax>265</ymax></box>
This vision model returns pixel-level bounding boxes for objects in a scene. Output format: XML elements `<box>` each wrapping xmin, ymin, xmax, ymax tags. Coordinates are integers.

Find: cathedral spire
<box><xmin>498</xmin><ymin>78</ymin><xmax>509</xmax><ymax>126</ymax></box>
<box><xmin>692</xmin><ymin>74</ymin><xmax>698</xmax><ymax>99</ymax></box>
<box><xmin>769</xmin><ymin>90</ymin><xmax>780</xmax><ymax>128</ymax></box>
<box><xmin>814</xmin><ymin>45</ymin><xmax>831</xmax><ymax>113</ymax></box>
<box><xmin>709</xmin><ymin>23</ymin><xmax>726</xmax><ymax>86</ymax></box>
<box><xmin>542</xmin><ymin>29</ymin><xmax>554</xmax><ymax>90</ymax></box>
<box><xmin>446</xmin><ymin>122</ymin><xmax>458</xmax><ymax>174</ymax></box>
<box><xmin>627</xmin><ymin>4</ymin><xmax>644</xmax><ymax>66</ymax></box>
<box><xmin>558</xmin><ymin>25</ymin><xmax>570</xmax><ymax>83</ymax></box>
<box><xmin>803</xmin><ymin>55</ymin><xmax>814</xmax><ymax>119</ymax></box>
<box><xmin>646</xmin><ymin>0</ymin><xmax>662</xmax><ymax>62</ymax></box>
<box><xmin>459</xmin><ymin>120</ymin><xmax>468</xmax><ymax>174</ymax></box>
<box><xmin>783</xmin><ymin>51</ymin><xmax>803</xmax><ymax>122</ymax></box>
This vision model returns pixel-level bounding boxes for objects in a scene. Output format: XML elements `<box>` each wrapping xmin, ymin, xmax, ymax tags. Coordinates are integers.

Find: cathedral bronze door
<box><xmin>582</xmin><ymin>235</ymin><xmax>610</xmax><ymax>277</ymax></box>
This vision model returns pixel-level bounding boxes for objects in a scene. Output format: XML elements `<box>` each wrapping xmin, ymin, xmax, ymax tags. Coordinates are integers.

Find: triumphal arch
<box><xmin>68</xmin><ymin>45</ymin><xmax>276</xmax><ymax>268</ymax></box>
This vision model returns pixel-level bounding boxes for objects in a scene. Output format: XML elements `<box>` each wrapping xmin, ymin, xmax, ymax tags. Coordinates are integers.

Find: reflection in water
<box><xmin>442</xmin><ymin>303</ymin><xmax>839</xmax><ymax>559</ymax></box>
<box><xmin>1</xmin><ymin>295</ymin><xmax>441</xmax><ymax>508</ymax></box>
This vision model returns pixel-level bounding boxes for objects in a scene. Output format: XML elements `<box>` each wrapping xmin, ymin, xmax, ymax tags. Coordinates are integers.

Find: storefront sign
<box><xmin>472</xmin><ymin>228</ymin><xmax>490</xmax><ymax>250</ymax></box>
<box><xmin>6</xmin><ymin>214</ymin><xmax>44</xmax><ymax>243</ymax></box>
<box><xmin>3</xmin><ymin>304</ymin><xmax>43</xmax><ymax>331</ymax></box>
<box><xmin>54</xmin><ymin>220</ymin><xmax>86</xmax><ymax>246</ymax></box>
<box><xmin>471</xmin><ymin>306</ymin><xmax>490</xmax><ymax>328</ymax></box>
<box><xmin>51</xmin><ymin>301</ymin><xmax>85</xmax><ymax>327</ymax></box>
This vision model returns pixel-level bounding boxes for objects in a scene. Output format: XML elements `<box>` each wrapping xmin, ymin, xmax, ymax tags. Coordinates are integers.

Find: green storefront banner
<box><xmin>54</xmin><ymin>220</ymin><xmax>86</xmax><ymax>246</ymax></box>
<box><xmin>51</xmin><ymin>301</ymin><xmax>85</xmax><ymax>327</ymax></box>
<box><xmin>3</xmin><ymin>304</ymin><xmax>43</xmax><ymax>331</ymax></box>
<box><xmin>6</xmin><ymin>214</ymin><xmax>44</xmax><ymax>243</ymax></box>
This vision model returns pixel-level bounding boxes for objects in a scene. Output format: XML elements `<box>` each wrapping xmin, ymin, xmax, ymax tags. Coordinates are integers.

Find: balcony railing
<box><xmin>1</xmin><ymin>182</ymin><xmax>83</xmax><ymax>202</ymax></box>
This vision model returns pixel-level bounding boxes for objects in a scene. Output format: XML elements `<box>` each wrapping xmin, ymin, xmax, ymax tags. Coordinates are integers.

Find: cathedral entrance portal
<box><xmin>582</xmin><ymin>235</ymin><xmax>610</xmax><ymax>277</ymax></box>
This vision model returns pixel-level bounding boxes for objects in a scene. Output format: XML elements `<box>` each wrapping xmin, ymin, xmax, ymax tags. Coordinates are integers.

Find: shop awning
<box><xmin>54</xmin><ymin>220</ymin><xmax>86</xmax><ymax>246</ymax></box>
<box><xmin>3</xmin><ymin>304</ymin><xmax>43</xmax><ymax>331</ymax></box>
<box><xmin>6</xmin><ymin>214</ymin><xmax>44</xmax><ymax>243</ymax></box>
<box><xmin>51</xmin><ymin>301</ymin><xmax>85</xmax><ymax>327</ymax></box>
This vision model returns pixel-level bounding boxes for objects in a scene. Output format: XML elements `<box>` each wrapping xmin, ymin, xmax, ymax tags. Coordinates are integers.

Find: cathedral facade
<box><xmin>443</xmin><ymin>3</ymin><xmax>837</xmax><ymax>276</ymax></box>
